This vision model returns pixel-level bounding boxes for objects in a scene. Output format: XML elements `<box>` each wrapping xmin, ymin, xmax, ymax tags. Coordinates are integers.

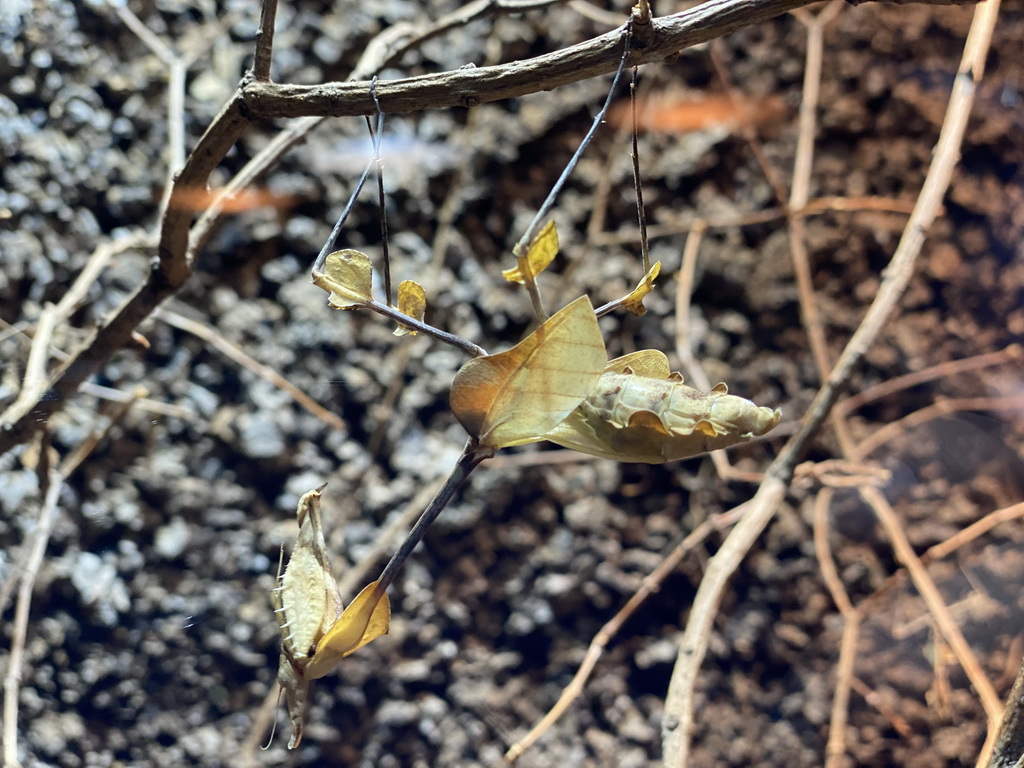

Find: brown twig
<box><xmin>152</xmin><ymin>306</ymin><xmax>347</xmax><ymax>433</ymax></box>
<box><xmin>836</xmin><ymin>344</ymin><xmax>1022</xmax><ymax>416</ymax></box>
<box><xmin>813</xmin><ymin>488</ymin><xmax>860</xmax><ymax>768</ymax></box>
<box><xmin>925</xmin><ymin>501</ymin><xmax>1024</xmax><ymax>562</ymax></box>
<box><xmin>852</xmin><ymin>394</ymin><xmax>1024</xmax><ymax>461</ymax></box>
<box><xmin>591</xmin><ymin>195</ymin><xmax>918</xmax><ymax>246</ymax></box>
<box><xmin>1</xmin><ymin>0</ymin><xmax>961</xmax><ymax>459</ymax></box>
<box><xmin>661</xmin><ymin>1</ymin><xmax>1001</xmax><ymax>763</ymax></box>
<box><xmin>673</xmin><ymin>224</ymin><xmax>766</xmax><ymax>484</ymax></box>
<box><xmin>2</xmin><ymin>469</ymin><xmax>61</xmax><ymax>768</ymax></box>
<box><xmin>505</xmin><ymin>503</ymin><xmax>750</xmax><ymax>762</ymax></box>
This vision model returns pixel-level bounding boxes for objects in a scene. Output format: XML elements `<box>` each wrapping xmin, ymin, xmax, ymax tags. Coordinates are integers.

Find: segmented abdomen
<box><xmin>582</xmin><ymin>373</ymin><xmax>779</xmax><ymax>439</ymax></box>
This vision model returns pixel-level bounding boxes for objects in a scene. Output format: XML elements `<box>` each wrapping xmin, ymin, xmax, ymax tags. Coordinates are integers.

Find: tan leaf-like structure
<box><xmin>305</xmin><ymin>581</ymin><xmax>391</xmax><ymax>678</ymax></box>
<box><xmin>502</xmin><ymin>220</ymin><xmax>559</xmax><ymax>283</ymax></box>
<box><xmin>272</xmin><ymin>488</ymin><xmax>392</xmax><ymax>749</ymax></box>
<box><xmin>311</xmin><ymin>249</ymin><xmax>374</xmax><ymax>309</ymax></box>
<box><xmin>450</xmin><ymin>295</ymin><xmax>607</xmax><ymax>449</ymax></box>
<box><xmin>393</xmin><ymin>280</ymin><xmax>426</xmax><ymax>336</ymax></box>
<box><xmin>543</xmin><ymin>351</ymin><xmax>781</xmax><ymax>463</ymax></box>
<box><xmin>621</xmin><ymin>261</ymin><xmax>661</xmax><ymax>316</ymax></box>
<box><xmin>272</xmin><ymin>485</ymin><xmax>341</xmax><ymax>749</ymax></box>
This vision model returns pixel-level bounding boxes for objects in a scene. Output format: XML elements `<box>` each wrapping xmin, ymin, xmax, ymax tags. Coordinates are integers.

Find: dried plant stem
<box><xmin>2</xmin><ymin>302</ymin><xmax>59</xmax><ymax>431</ymax></box>
<box><xmin>591</xmin><ymin>195</ymin><xmax>918</xmax><ymax>246</ymax></box>
<box><xmin>853</xmin><ymin>394</ymin><xmax>1024</xmax><ymax>460</ymax></box>
<box><xmin>673</xmin><ymin>224</ymin><xmax>764</xmax><ymax>484</ymax></box>
<box><xmin>661</xmin><ymin>1</ymin><xmax>1001</xmax><ymax>763</ymax></box>
<box><xmin>505</xmin><ymin>503</ymin><xmax>750</xmax><ymax>761</ymax></box>
<box><xmin>0</xmin><ymin>0</ymin><xmax>959</xmax><ymax>459</ymax></box>
<box><xmin>2</xmin><ymin>473</ymin><xmax>61</xmax><ymax>768</ymax></box>
<box><xmin>813</xmin><ymin>489</ymin><xmax>860</xmax><ymax>768</ymax></box>
<box><xmin>153</xmin><ymin>307</ymin><xmax>347</xmax><ymax>432</ymax></box>
<box><xmin>862</xmin><ymin>486</ymin><xmax>1004</xmax><ymax>729</ymax></box>
<box><xmin>925</xmin><ymin>501</ymin><xmax>1024</xmax><ymax>562</ymax></box>
<box><xmin>836</xmin><ymin>344</ymin><xmax>1022</xmax><ymax>415</ymax></box>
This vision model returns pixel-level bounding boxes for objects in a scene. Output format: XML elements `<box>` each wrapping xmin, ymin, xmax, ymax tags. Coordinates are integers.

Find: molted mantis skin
<box><xmin>272</xmin><ymin>484</ymin><xmax>341</xmax><ymax>749</ymax></box>
<box><xmin>543</xmin><ymin>350</ymin><xmax>781</xmax><ymax>464</ymax></box>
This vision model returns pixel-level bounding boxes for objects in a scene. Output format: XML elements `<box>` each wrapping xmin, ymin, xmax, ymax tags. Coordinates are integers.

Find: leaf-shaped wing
<box><xmin>502</xmin><ymin>220</ymin><xmax>558</xmax><ymax>284</ymax></box>
<box><xmin>311</xmin><ymin>249</ymin><xmax>374</xmax><ymax>309</ymax></box>
<box><xmin>305</xmin><ymin>581</ymin><xmax>391</xmax><ymax>679</ymax></box>
<box><xmin>603</xmin><ymin>349</ymin><xmax>671</xmax><ymax>378</ymax></box>
<box><xmin>449</xmin><ymin>295</ymin><xmax>607</xmax><ymax>449</ymax></box>
<box><xmin>394</xmin><ymin>280</ymin><xmax>427</xmax><ymax>336</ymax></box>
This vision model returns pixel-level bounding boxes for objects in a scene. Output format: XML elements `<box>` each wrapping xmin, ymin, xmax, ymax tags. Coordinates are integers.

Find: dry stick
<box><xmin>505</xmin><ymin>503</ymin><xmax>751</xmax><ymax>762</ymax></box>
<box><xmin>709</xmin><ymin>38</ymin><xmax>790</xmax><ymax>209</ymax></box>
<box><xmin>812</xmin><ymin>488</ymin><xmax>861</xmax><ymax>768</ymax></box>
<box><xmin>2</xmin><ymin>0</ymin><xmax>953</xmax><ymax>458</ymax></box>
<box><xmin>854</xmin><ymin>500</ymin><xmax>1024</xmax><ymax>625</ymax></box>
<box><xmin>784</xmin><ymin>7</ymin><xmax>863</xmax><ymax>765</ymax></box>
<box><xmin>863</xmin><ymin>486</ymin><xmax>1004</xmax><ymax>744</ymax></box>
<box><xmin>788</xmin><ymin>0</ymin><xmax>844</xmax><ymax>384</ymax></box>
<box><xmin>1</xmin><ymin>304</ymin><xmax>58</xmax><ymax>427</ymax></box>
<box><xmin>926</xmin><ymin>501</ymin><xmax>1024</xmax><ymax>562</ymax></box>
<box><xmin>251</xmin><ymin>0</ymin><xmax>277</xmax><ymax>83</ymax></box>
<box><xmin>591</xmin><ymin>195</ymin><xmax>918</xmax><ymax>246</ymax></box>
<box><xmin>2</xmin><ymin>388</ymin><xmax>143</xmax><ymax>766</ymax></box>
<box><xmin>244</xmin><ymin>0</ymin><xmax>866</xmax><ymax>120</ymax></box>
<box><xmin>853</xmin><ymin>394</ymin><xmax>1024</xmax><ymax>461</ymax></box>
<box><xmin>110</xmin><ymin>1</ymin><xmax>187</xmax><ymax>221</ymax></box>
<box><xmin>2</xmin><ymin>471</ymin><xmax>61</xmax><ymax>768</ymax></box>
<box><xmin>152</xmin><ymin>306</ymin><xmax>347</xmax><ymax>432</ymax></box>
<box><xmin>0</xmin><ymin>393</ymin><xmax>147</xmax><ymax>618</ymax></box>
<box><xmin>788</xmin><ymin>3</ymin><xmax>1004</xmax><ymax>761</ymax></box>
<box><xmin>660</xmin><ymin>1</ymin><xmax>1001</xmax><ymax>763</ymax></box>
<box><xmin>987</xmin><ymin>654</ymin><xmax>1024</xmax><ymax>768</ymax></box>
<box><xmin>835</xmin><ymin>344</ymin><xmax>1023</xmax><ymax>416</ymax></box>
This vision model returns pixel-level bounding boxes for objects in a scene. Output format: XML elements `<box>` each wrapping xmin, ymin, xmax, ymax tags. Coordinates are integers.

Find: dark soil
<box><xmin>1</xmin><ymin>2</ymin><xmax>1022</xmax><ymax>767</ymax></box>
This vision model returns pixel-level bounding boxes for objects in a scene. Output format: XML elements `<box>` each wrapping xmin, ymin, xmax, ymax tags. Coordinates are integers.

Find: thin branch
<box><xmin>0</xmin><ymin>0</ymin><xmax>954</xmax><ymax>459</ymax></box>
<box><xmin>2</xmin><ymin>471</ymin><xmax>61</xmax><ymax>768</ymax></box>
<box><xmin>241</xmin><ymin>0</ymin><xmax>969</xmax><ymax>119</ymax></box>
<box><xmin>813</xmin><ymin>489</ymin><xmax>860</xmax><ymax>768</ymax></box>
<box><xmin>852</xmin><ymin>394</ymin><xmax>1024</xmax><ymax>461</ymax></box>
<box><xmin>591</xmin><ymin>195</ymin><xmax>918</xmax><ymax>246</ymax></box>
<box><xmin>860</xmin><ymin>486</ymin><xmax>1004</xmax><ymax>725</ymax></box>
<box><xmin>152</xmin><ymin>306</ymin><xmax>347</xmax><ymax>432</ymax></box>
<box><xmin>835</xmin><ymin>344</ymin><xmax>1022</xmax><ymax>416</ymax></box>
<box><xmin>252</xmin><ymin>0</ymin><xmax>279</xmax><ymax>82</ymax></box>
<box><xmin>660</xmin><ymin>0</ymin><xmax>1001</xmax><ymax>762</ymax></box>
<box><xmin>505</xmin><ymin>503</ymin><xmax>750</xmax><ymax>762</ymax></box>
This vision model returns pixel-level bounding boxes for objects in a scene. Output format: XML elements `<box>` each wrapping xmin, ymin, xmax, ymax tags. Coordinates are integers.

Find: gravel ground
<box><xmin>1</xmin><ymin>1</ymin><xmax>1023</xmax><ymax>767</ymax></box>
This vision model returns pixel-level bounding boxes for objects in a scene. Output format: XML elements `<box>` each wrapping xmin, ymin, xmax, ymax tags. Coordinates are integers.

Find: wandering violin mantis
<box><xmin>271</xmin><ymin>25</ymin><xmax>779</xmax><ymax>746</ymax></box>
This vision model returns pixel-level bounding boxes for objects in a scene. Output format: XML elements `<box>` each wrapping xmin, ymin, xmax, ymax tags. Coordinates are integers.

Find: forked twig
<box><xmin>0</xmin><ymin>0</ymin><xmax>962</xmax><ymax>459</ymax></box>
<box><xmin>505</xmin><ymin>503</ymin><xmax>750</xmax><ymax>761</ymax></box>
<box><xmin>661</xmin><ymin>2</ymin><xmax>1002</xmax><ymax>763</ymax></box>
